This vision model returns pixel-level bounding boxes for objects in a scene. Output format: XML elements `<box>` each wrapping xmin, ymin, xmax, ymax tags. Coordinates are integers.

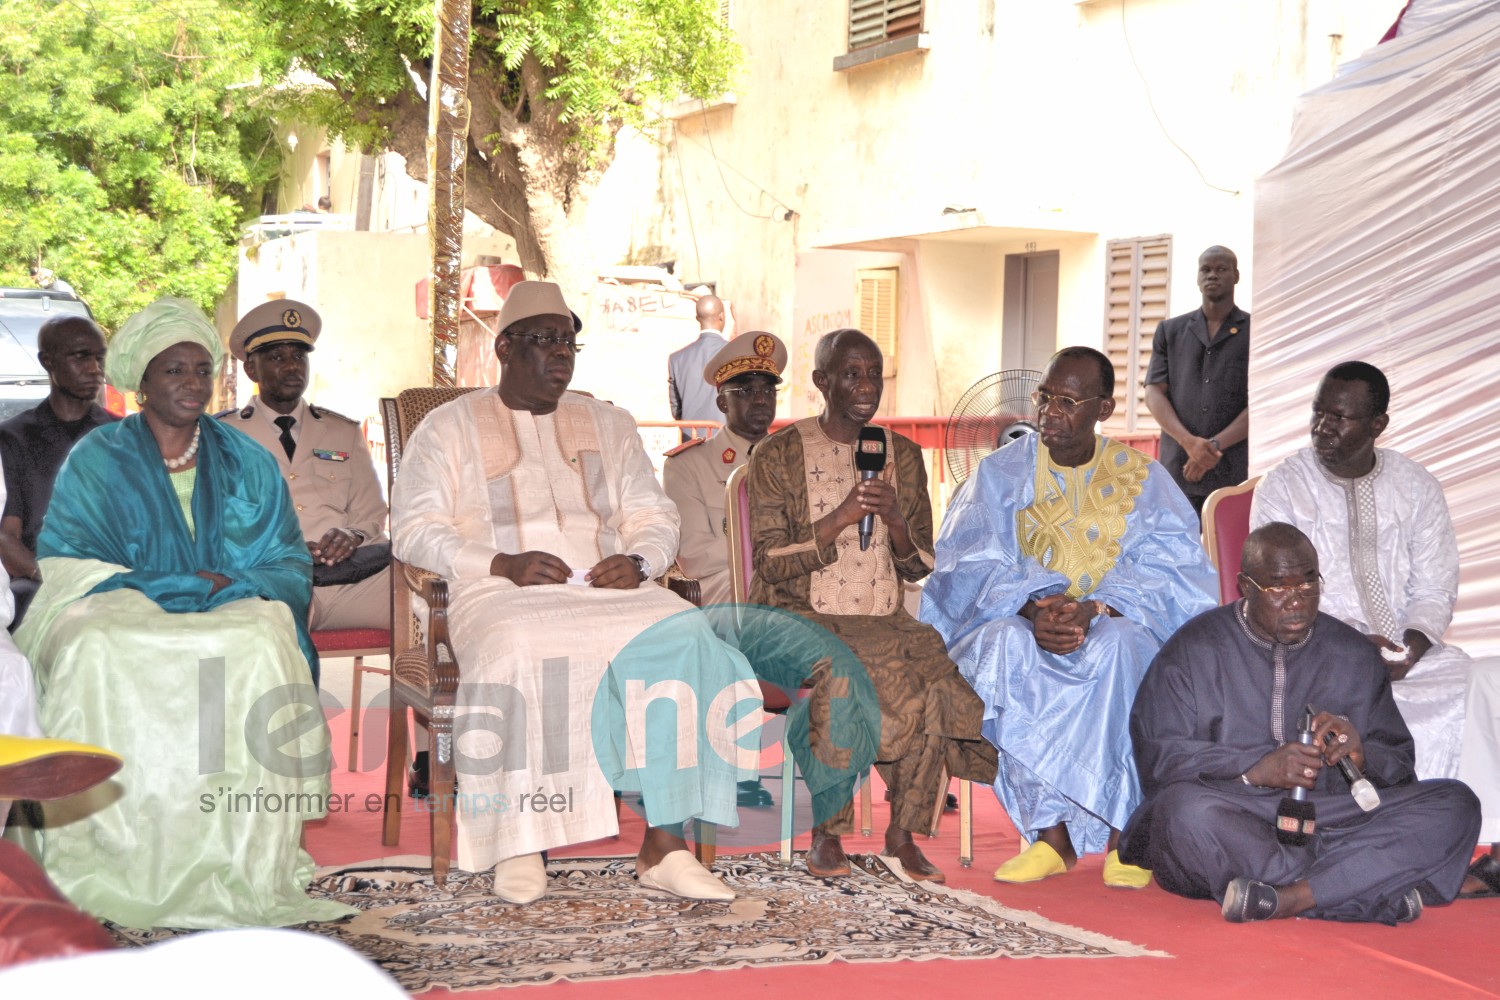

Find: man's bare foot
<box><xmin>886</xmin><ymin>827</ymin><xmax>944</xmax><ymax>882</ymax></box>
<box><xmin>636</xmin><ymin>825</ymin><xmax>688</xmax><ymax>874</ymax></box>
<box><xmin>807</xmin><ymin>829</ymin><xmax>852</xmax><ymax>877</ymax></box>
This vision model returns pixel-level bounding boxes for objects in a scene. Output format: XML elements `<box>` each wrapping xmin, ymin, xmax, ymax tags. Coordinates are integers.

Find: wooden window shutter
<box><xmin>849</xmin><ymin>0</ymin><xmax>923</xmax><ymax>51</ymax></box>
<box><xmin>719</xmin><ymin>0</ymin><xmax>731</xmax><ymax>25</ymax></box>
<box><xmin>1103</xmin><ymin>236</ymin><xmax>1171</xmax><ymax>435</ymax></box>
<box><xmin>856</xmin><ymin>267</ymin><xmax>899</xmax><ymax>374</ymax></box>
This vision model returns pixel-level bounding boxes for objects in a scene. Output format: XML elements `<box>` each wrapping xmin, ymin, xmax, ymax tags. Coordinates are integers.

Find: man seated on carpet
<box><xmin>1120</xmin><ymin>522</ymin><xmax>1480</xmax><ymax>924</ymax></box>
<box><xmin>922</xmin><ymin>346</ymin><xmax>1217</xmax><ymax>888</ymax></box>
<box><xmin>746</xmin><ymin>327</ymin><xmax>998</xmax><ymax>883</ymax></box>
<box><xmin>1250</xmin><ymin>361</ymin><xmax>1500</xmax><ymax>898</ymax></box>
<box><xmin>391</xmin><ymin>280</ymin><xmax>759</xmax><ymax>905</ymax></box>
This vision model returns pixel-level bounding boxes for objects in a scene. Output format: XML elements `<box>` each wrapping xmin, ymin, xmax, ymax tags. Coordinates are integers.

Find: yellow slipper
<box><xmin>1103</xmin><ymin>849</ymin><xmax>1152</xmax><ymax>889</ymax></box>
<box><xmin>993</xmin><ymin>841</ymin><xmax>1068</xmax><ymax>883</ymax></box>
<box><xmin>0</xmin><ymin>735</ymin><xmax>123</xmax><ymax>801</ymax></box>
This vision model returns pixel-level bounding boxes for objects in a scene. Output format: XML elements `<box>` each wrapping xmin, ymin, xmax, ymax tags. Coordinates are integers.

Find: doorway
<box><xmin>1002</xmin><ymin>251</ymin><xmax>1059</xmax><ymax>373</ymax></box>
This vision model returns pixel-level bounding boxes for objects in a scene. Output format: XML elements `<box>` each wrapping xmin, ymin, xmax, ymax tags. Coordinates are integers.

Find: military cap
<box><xmin>704</xmin><ymin>331</ymin><xmax>787</xmax><ymax>388</ymax></box>
<box><xmin>229</xmin><ymin>299</ymin><xmax>321</xmax><ymax>361</ymax></box>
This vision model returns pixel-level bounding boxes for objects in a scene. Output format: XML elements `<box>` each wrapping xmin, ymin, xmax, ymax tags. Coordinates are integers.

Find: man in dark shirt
<box><xmin>1144</xmin><ymin>246</ymin><xmax>1250</xmax><ymax>517</ymax></box>
<box><xmin>0</xmin><ymin>316</ymin><xmax>115</xmax><ymax>626</ymax></box>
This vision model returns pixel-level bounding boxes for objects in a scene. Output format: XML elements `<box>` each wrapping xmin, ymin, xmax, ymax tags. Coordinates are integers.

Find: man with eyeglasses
<box><xmin>1121</xmin><ymin>521</ymin><xmax>1479</xmax><ymax>923</ymax></box>
<box><xmin>663</xmin><ymin>331</ymin><xmax>786</xmax><ymax>607</ymax></box>
<box><xmin>1144</xmin><ymin>246</ymin><xmax>1250</xmax><ymax>519</ymax></box>
<box><xmin>392</xmin><ymin>280</ymin><xmax>759</xmax><ymax>905</ymax></box>
<box><xmin>924</xmin><ymin>346</ymin><xmax>1215</xmax><ymax>888</ymax></box>
<box><xmin>663</xmin><ymin>332</ymin><xmax>786</xmax><ymax>811</ymax></box>
<box><xmin>1251</xmin><ymin>360</ymin><xmax>1500</xmax><ymax>899</ymax></box>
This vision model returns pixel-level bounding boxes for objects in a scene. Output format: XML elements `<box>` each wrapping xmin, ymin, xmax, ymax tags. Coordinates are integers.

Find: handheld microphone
<box><xmin>1322</xmin><ymin>729</ymin><xmax>1380</xmax><ymax>812</ymax></box>
<box><xmin>1275</xmin><ymin>710</ymin><xmax>1318</xmax><ymax>846</ymax></box>
<box><xmin>854</xmin><ymin>426</ymin><xmax>887</xmax><ymax>551</ymax></box>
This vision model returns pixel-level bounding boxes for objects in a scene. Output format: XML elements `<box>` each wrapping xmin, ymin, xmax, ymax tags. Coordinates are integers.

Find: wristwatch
<box><xmin>1209</xmin><ymin>437</ymin><xmax>1221</xmax><ymax>451</ymax></box>
<box><xmin>628</xmin><ymin>554</ymin><xmax>650</xmax><ymax>582</ymax></box>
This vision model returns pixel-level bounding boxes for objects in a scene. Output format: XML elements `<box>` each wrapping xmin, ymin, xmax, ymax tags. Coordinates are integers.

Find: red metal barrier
<box><xmin>639</xmin><ymin>417</ymin><xmax>1160</xmax><ymax>489</ymax></box>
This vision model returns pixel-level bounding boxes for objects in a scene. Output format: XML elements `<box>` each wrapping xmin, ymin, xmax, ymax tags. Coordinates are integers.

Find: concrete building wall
<box><xmin>235</xmin><ymin>230</ymin><xmax>516</xmax><ymax>424</ymax></box>
<box><xmin>590</xmin><ymin>0</ymin><xmax>1406</xmax><ymax>421</ymax></box>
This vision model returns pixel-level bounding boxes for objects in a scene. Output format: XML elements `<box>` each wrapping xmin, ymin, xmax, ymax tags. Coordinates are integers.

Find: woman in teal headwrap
<box><xmin>16</xmin><ymin>298</ymin><xmax>351</xmax><ymax>930</ymax></box>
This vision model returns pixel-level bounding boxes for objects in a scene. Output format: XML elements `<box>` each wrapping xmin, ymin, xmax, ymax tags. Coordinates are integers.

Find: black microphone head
<box><xmin>855</xmin><ymin>426</ymin><xmax>887</xmax><ymax>473</ymax></box>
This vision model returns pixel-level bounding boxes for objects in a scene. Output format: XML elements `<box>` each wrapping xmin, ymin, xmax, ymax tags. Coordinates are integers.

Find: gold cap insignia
<box><xmin>283</xmin><ymin>308</ymin><xmax>303</xmax><ymax>330</ymax></box>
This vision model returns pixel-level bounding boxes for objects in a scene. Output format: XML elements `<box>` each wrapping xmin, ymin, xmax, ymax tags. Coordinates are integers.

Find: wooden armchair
<box><xmin>377</xmin><ymin>387</ymin><xmax>712</xmax><ymax>885</ymax></box>
<box><xmin>377</xmin><ymin>387</ymin><xmax>481</xmax><ymax>887</ymax></box>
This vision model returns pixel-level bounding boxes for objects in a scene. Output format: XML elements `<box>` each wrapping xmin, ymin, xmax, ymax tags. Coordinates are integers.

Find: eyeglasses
<box><xmin>1032</xmin><ymin>389</ymin><xmax>1105</xmax><ymax>414</ymax></box>
<box><xmin>1239</xmin><ymin>574</ymin><xmax>1323</xmax><ymax>601</ymax></box>
<box><xmin>721</xmin><ymin>386</ymin><xmax>777</xmax><ymax>401</ymax></box>
<box><xmin>504</xmin><ymin>331</ymin><xmax>583</xmax><ymax>352</ymax></box>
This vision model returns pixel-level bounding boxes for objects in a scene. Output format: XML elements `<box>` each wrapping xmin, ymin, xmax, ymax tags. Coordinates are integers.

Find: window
<box><xmin>1103</xmin><ymin>236</ymin><xmax>1171</xmax><ymax>435</ymax></box>
<box><xmin>856</xmin><ymin>267</ymin><xmax>899</xmax><ymax>374</ymax></box>
<box><xmin>849</xmin><ymin>0</ymin><xmax>923</xmax><ymax>50</ymax></box>
<box><xmin>835</xmin><ymin>0</ymin><xmax>928</xmax><ymax>70</ymax></box>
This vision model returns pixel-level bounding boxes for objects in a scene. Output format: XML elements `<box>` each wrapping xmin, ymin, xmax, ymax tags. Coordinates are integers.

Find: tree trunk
<box><xmin>361</xmin><ymin>50</ymin><xmax>612</xmax><ymax>304</ymax></box>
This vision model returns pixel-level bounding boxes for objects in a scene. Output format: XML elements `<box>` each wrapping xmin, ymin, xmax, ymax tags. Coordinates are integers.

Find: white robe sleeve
<box><xmin>1397</xmin><ymin>464</ymin><xmax>1459</xmax><ymax>642</ymax></box>
<box><xmin>605</xmin><ymin>408</ymin><xmax>679</xmax><ymax>578</ymax></box>
<box><xmin>391</xmin><ymin>405</ymin><xmax>499</xmax><ymax>581</ymax></box>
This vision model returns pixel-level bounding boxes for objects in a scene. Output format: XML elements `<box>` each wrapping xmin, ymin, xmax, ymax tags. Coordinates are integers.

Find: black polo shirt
<box><xmin>1144</xmin><ymin>306</ymin><xmax>1250</xmax><ymax>499</ymax></box>
<box><xmin>0</xmin><ymin>400</ymin><xmax>116</xmax><ymax>552</ymax></box>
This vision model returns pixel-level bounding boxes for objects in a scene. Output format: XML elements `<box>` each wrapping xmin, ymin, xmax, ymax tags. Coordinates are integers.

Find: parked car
<box><xmin>0</xmin><ymin>288</ymin><xmax>102</xmax><ymax>422</ymax></box>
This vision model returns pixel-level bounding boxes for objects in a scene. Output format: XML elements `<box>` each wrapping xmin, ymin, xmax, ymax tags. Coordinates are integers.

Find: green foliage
<box><xmin>0</xmin><ymin>1</ymin><xmax>287</xmax><ymax>330</ymax></box>
<box><xmin>254</xmin><ymin>0</ymin><xmax>739</xmax><ymax>171</ymax></box>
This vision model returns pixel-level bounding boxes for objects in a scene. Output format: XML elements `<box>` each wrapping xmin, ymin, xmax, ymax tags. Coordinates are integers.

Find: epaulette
<box><xmin>664</xmin><ymin>437</ymin><xmax>707</xmax><ymax>459</ymax></box>
<box><xmin>215</xmin><ymin>405</ymin><xmax>252</xmax><ymax>421</ymax></box>
<box><xmin>308</xmin><ymin>404</ymin><xmax>357</xmax><ymax>424</ymax></box>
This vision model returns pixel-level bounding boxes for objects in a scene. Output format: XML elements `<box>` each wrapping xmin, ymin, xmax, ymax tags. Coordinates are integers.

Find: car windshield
<box><xmin>0</xmin><ymin>293</ymin><xmax>93</xmax><ymax>379</ymax></box>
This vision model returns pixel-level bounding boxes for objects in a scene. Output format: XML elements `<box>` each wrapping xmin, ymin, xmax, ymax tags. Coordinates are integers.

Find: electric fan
<box><xmin>944</xmin><ymin>369</ymin><xmax>1043</xmax><ymax>486</ymax></box>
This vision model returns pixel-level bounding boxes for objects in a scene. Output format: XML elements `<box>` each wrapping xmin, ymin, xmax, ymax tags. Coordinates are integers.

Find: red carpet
<box><xmin>311</xmin><ymin>699</ymin><xmax>1500</xmax><ymax>999</ymax></box>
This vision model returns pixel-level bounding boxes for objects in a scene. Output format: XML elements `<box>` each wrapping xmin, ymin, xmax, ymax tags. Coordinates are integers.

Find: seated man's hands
<box><xmin>195</xmin><ymin>570</ymin><xmax>231</xmax><ymax>595</ymax></box>
<box><xmin>1022</xmin><ymin>594</ymin><xmax>1093</xmax><ymax>656</ymax></box>
<box><xmin>492</xmin><ymin>551</ymin><xmax>571</xmax><ymax>586</ymax></box>
<box><xmin>1310</xmin><ymin>711</ymin><xmax>1367</xmax><ymax>775</ymax></box>
<box><xmin>587</xmin><ymin>554</ymin><xmax>642</xmax><ymax>590</ymax></box>
<box><xmin>308</xmin><ymin>527</ymin><xmax>360</xmax><ymax>567</ymax></box>
<box><xmin>1364</xmin><ymin>630</ymin><xmax>1432</xmax><ymax>682</ymax></box>
<box><xmin>1245</xmin><ymin>740</ymin><xmax>1324</xmax><ymax>791</ymax></box>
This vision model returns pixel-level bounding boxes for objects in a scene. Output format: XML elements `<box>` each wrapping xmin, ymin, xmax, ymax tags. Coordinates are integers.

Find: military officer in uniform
<box><xmin>663</xmin><ymin>330</ymin><xmax>785</xmax><ymax>810</ymax></box>
<box><xmin>220</xmin><ymin>300</ymin><xmax>390</xmax><ymax>633</ymax></box>
<box><xmin>662</xmin><ymin>331</ymin><xmax>786</xmax><ymax>608</ymax></box>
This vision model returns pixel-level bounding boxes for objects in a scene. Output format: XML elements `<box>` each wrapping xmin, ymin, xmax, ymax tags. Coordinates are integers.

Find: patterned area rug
<box><xmin>110</xmin><ymin>852</ymin><xmax>1165</xmax><ymax>991</ymax></box>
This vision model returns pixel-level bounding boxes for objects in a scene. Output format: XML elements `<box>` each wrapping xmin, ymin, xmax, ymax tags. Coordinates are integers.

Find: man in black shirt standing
<box><xmin>0</xmin><ymin>315</ymin><xmax>116</xmax><ymax>626</ymax></box>
<box><xmin>1144</xmin><ymin>246</ymin><xmax>1250</xmax><ymax>518</ymax></box>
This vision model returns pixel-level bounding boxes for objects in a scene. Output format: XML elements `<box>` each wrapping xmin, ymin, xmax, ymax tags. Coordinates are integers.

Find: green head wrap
<box><xmin>106</xmin><ymin>297</ymin><xmax>225</xmax><ymax>392</ymax></box>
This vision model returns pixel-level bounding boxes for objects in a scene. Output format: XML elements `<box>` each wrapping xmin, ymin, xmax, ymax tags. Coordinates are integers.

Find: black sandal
<box><xmin>1460</xmin><ymin>853</ymin><xmax>1500</xmax><ymax>899</ymax></box>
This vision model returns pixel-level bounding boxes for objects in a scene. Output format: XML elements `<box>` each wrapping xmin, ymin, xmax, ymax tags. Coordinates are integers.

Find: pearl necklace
<box><xmin>164</xmin><ymin>424</ymin><xmax>201</xmax><ymax>470</ymax></box>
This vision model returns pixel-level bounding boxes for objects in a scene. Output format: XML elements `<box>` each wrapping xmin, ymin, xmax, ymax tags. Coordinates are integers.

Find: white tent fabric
<box><xmin>1252</xmin><ymin>0</ymin><xmax>1500</xmax><ymax>656</ymax></box>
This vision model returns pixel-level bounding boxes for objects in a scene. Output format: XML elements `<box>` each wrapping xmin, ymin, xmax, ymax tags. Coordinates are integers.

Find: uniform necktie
<box><xmin>274</xmin><ymin>415</ymin><xmax>296</xmax><ymax>460</ymax></box>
